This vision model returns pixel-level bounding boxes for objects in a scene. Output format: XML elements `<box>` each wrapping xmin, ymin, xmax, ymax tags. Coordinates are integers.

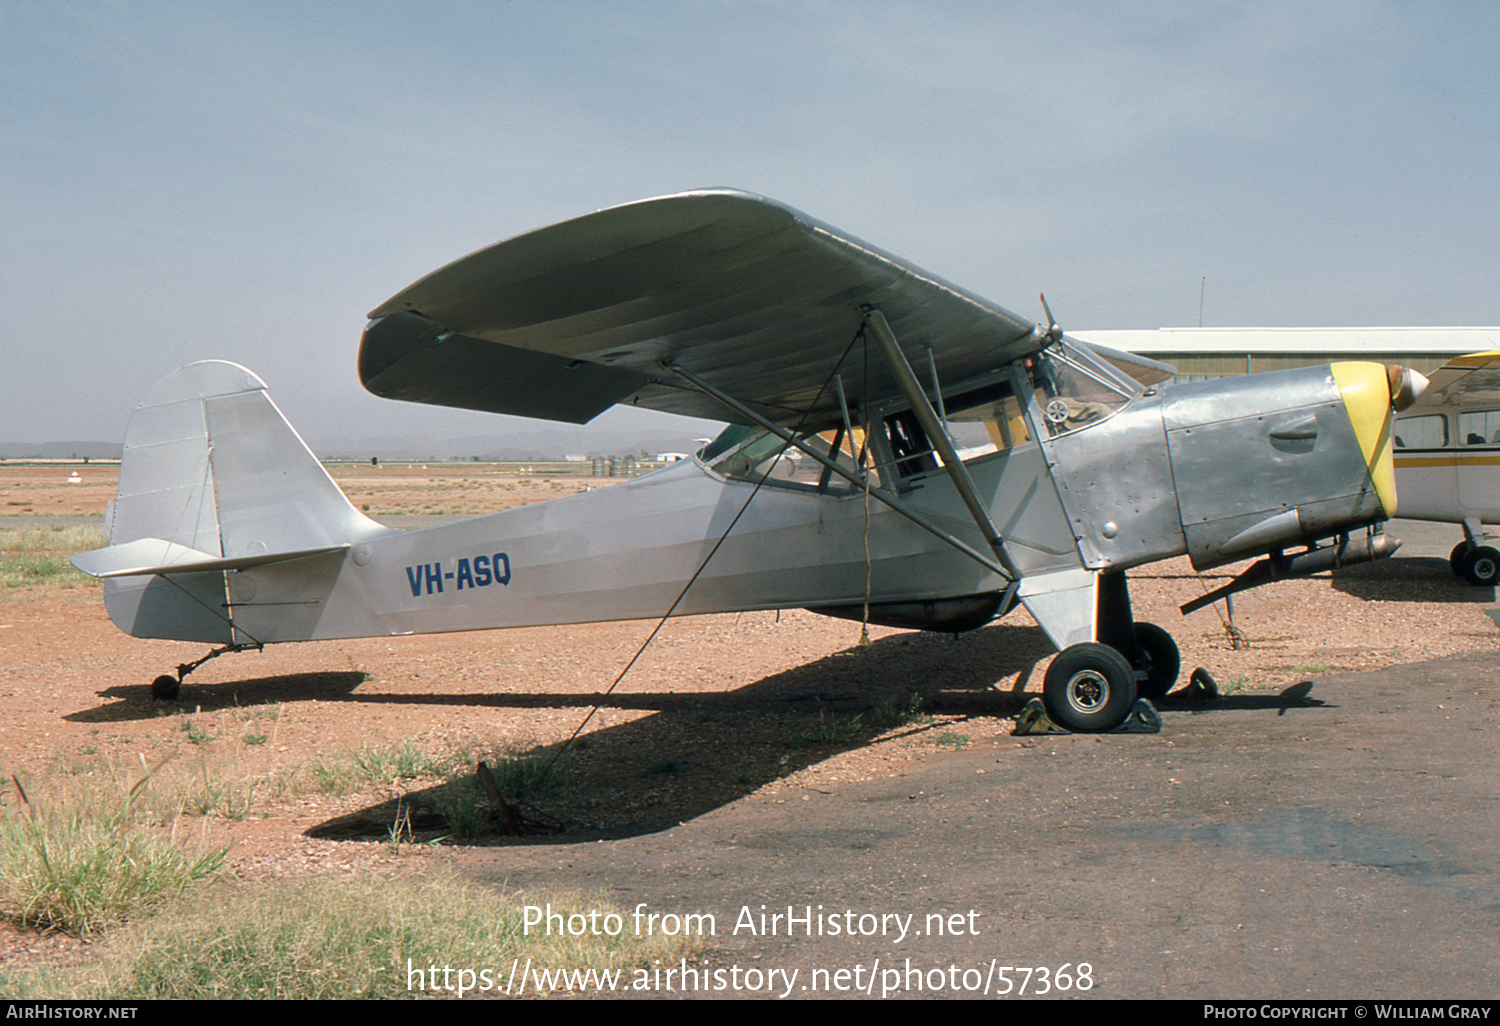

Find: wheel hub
<box><xmin>1065</xmin><ymin>670</ymin><xmax>1110</xmax><ymax>713</ymax></box>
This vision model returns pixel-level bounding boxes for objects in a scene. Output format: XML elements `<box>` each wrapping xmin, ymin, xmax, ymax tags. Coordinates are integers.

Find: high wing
<box><xmin>1404</xmin><ymin>351</ymin><xmax>1500</xmax><ymax>409</ymax></box>
<box><xmin>359</xmin><ymin>189</ymin><xmax>1052</xmax><ymax>427</ymax></box>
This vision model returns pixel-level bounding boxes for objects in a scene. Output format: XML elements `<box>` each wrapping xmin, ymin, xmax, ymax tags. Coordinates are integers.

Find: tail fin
<box><xmin>74</xmin><ymin>361</ymin><xmax>387</xmax><ymax>641</ymax></box>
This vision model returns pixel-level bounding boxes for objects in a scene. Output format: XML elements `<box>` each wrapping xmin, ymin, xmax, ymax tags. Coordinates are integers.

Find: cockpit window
<box><xmin>884</xmin><ymin>409</ymin><xmax>936</xmax><ymax>477</ymax></box>
<box><xmin>694</xmin><ymin>339</ymin><xmax>1137</xmax><ymax>490</ymax></box>
<box><xmin>943</xmin><ymin>390</ymin><xmax>1031</xmax><ymax>461</ymax></box>
<box><xmin>698</xmin><ymin>424</ymin><xmax>877</xmax><ymax>493</ymax></box>
<box><xmin>874</xmin><ymin>376</ymin><xmax>1038</xmax><ymax>480</ymax></box>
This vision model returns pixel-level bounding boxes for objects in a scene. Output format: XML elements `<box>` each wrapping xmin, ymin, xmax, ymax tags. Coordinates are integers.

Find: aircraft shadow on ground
<box><xmin>301</xmin><ymin>641</ymin><xmax>1337</xmax><ymax>846</ymax></box>
<box><xmin>1330</xmin><ymin>556</ymin><xmax>1495</xmax><ymax>603</ymax></box>
<box><xmin>66</xmin><ymin>621</ymin><xmax>1338</xmax><ymax>844</ymax></box>
<box><xmin>69</xmin><ymin>671</ymin><xmax>371</xmax><ymax>723</ymax></box>
<box><xmin>296</xmin><ymin>623</ymin><xmax>1057</xmax><ymax>846</ymax></box>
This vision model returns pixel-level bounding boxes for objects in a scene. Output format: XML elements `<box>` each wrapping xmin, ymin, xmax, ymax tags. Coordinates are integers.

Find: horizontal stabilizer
<box><xmin>73</xmin><ymin>537</ymin><xmax>348</xmax><ymax>579</ymax></box>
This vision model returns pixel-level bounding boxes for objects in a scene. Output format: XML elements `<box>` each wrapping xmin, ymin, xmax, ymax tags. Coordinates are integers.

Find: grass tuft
<box><xmin>872</xmin><ymin>691</ymin><xmax>930</xmax><ymax>731</ymax></box>
<box><xmin>930</xmin><ymin>731</ymin><xmax>971</xmax><ymax>751</ymax></box>
<box><xmin>4</xmin><ymin>872</ymin><xmax>698</xmax><ymax>999</ymax></box>
<box><xmin>433</xmin><ymin>749</ymin><xmax>561</xmax><ymax>837</ymax></box>
<box><xmin>0</xmin><ymin>772</ymin><xmax>228</xmax><ymax>935</ymax></box>
<box><xmin>313</xmin><ymin>741</ymin><xmax>468</xmax><ymax>794</ymax></box>
<box><xmin>0</xmin><ymin>526</ymin><xmax>106</xmax><ymax>590</ymax></box>
<box><xmin>799</xmin><ymin>709</ymin><xmax>866</xmax><ymax>747</ymax></box>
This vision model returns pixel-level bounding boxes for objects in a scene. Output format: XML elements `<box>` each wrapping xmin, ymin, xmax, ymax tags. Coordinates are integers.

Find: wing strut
<box><xmin>861</xmin><ymin>308</ymin><xmax>1023</xmax><ymax>579</ymax></box>
<box><xmin>664</xmin><ymin>361</ymin><xmax>1014</xmax><ymax>582</ymax></box>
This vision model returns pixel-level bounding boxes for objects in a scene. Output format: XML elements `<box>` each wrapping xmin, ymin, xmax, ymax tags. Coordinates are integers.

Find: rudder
<box><xmin>79</xmin><ymin>361</ymin><xmax>387</xmax><ymax>641</ymax></box>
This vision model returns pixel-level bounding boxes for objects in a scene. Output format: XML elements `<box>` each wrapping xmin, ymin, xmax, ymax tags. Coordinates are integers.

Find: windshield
<box><xmin>1029</xmin><ymin>343</ymin><xmax>1136</xmax><ymax>437</ymax></box>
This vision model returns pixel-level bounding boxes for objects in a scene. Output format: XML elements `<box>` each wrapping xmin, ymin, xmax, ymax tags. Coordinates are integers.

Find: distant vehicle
<box><xmin>1390</xmin><ymin>352</ymin><xmax>1500</xmax><ymax>585</ymax></box>
<box><xmin>73</xmin><ymin>190</ymin><xmax>1421</xmax><ymax>731</ymax></box>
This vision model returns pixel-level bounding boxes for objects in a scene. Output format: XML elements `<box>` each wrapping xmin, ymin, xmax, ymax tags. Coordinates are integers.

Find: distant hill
<box><xmin>0</xmin><ymin>441</ymin><xmax>123</xmax><ymax>460</ymax></box>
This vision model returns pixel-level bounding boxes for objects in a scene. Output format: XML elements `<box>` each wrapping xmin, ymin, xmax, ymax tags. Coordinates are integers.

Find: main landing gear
<box><xmin>1042</xmin><ymin>643</ymin><xmax>1137</xmax><ymax>733</ymax></box>
<box><xmin>1450</xmin><ymin>539</ymin><xmax>1500</xmax><ymax>587</ymax></box>
<box><xmin>1040</xmin><ymin>571</ymin><xmax>1182</xmax><ymax>733</ymax></box>
<box><xmin>1447</xmin><ymin>519</ymin><xmax>1500</xmax><ymax>588</ymax></box>
<box><xmin>148</xmin><ymin>643</ymin><xmax>262</xmax><ymax>701</ymax></box>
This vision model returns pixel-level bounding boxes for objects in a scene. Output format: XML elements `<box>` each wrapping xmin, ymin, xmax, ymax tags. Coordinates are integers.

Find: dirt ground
<box><xmin>3</xmin><ymin>463</ymin><xmax>1499</xmax><ymax>976</ymax></box>
<box><xmin>0</xmin><ymin>459</ymin><xmax>615</xmax><ymax>518</ymax></box>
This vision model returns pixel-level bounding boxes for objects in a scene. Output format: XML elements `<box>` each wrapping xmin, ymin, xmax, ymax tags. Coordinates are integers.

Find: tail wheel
<box><xmin>1043</xmin><ymin>643</ymin><xmax>1137</xmax><ymax>733</ymax></box>
<box><xmin>150</xmin><ymin>675</ymin><xmax>181</xmax><ymax>700</ymax></box>
<box><xmin>1130</xmin><ymin>621</ymin><xmax>1181</xmax><ymax>701</ymax></box>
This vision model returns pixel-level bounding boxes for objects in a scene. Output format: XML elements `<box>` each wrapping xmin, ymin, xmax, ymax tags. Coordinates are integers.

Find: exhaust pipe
<box><xmin>1181</xmin><ymin>530</ymin><xmax>1401</xmax><ymax>615</ymax></box>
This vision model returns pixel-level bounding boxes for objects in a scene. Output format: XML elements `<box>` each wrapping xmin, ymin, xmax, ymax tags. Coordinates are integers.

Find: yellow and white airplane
<box><xmin>1390</xmin><ymin>352</ymin><xmax>1500</xmax><ymax>585</ymax></box>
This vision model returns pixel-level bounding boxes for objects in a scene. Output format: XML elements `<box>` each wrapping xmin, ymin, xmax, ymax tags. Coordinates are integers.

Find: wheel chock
<box><xmin>1110</xmin><ymin>698</ymin><xmax>1162</xmax><ymax>733</ymax></box>
<box><xmin>1176</xmin><ymin>666</ymin><xmax>1219</xmax><ymax>701</ymax></box>
<box><xmin>1013</xmin><ymin>696</ymin><xmax>1162</xmax><ymax>735</ymax></box>
<box><xmin>1013</xmin><ymin>698</ymin><xmax>1069</xmax><ymax>735</ymax></box>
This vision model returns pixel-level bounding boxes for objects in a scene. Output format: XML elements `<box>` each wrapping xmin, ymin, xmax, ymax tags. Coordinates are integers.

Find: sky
<box><xmin>2</xmin><ymin>0</ymin><xmax>1496</xmax><ymax>448</ymax></box>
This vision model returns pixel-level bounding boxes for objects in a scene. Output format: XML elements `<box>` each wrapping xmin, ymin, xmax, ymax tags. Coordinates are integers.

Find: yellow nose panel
<box><xmin>1330</xmin><ymin>362</ymin><xmax>1396</xmax><ymax>517</ymax></box>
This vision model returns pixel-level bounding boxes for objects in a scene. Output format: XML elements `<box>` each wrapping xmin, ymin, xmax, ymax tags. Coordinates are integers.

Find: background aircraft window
<box><xmin>1393</xmin><ymin>414</ymin><xmax>1447</xmax><ymax>449</ymax></box>
<box><xmin>1458</xmin><ymin>410</ymin><xmax>1500</xmax><ymax>446</ymax></box>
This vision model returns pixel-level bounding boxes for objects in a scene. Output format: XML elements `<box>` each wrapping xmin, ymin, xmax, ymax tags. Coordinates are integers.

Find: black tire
<box><xmin>1043</xmin><ymin>642</ymin><xmax>1138</xmax><ymax>733</ymax></box>
<box><xmin>1462</xmin><ymin>546</ymin><xmax>1500</xmax><ymax>587</ymax></box>
<box><xmin>150</xmin><ymin>674</ymin><xmax>181</xmax><ymax>700</ymax></box>
<box><xmin>1450</xmin><ymin>541</ymin><xmax>1474</xmax><ymax>576</ymax></box>
<box><xmin>1130</xmin><ymin>621</ymin><xmax>1181</xmax><ymax>701</ymax></box>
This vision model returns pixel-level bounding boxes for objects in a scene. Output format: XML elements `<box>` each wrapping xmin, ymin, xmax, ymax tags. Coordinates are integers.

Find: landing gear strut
<box><xmin>149</xmin><ymin>643</ymin><xmax>262</xmax><ymax>700</ymax></box>
<box><xmin>1097</xmin><ymin>570</ymin><xmax>1182</xmax><ymax>697</ymax></box>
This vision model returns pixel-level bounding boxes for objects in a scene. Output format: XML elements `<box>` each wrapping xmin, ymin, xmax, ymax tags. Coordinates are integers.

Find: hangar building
<box><xmin>1073</xmin><ymin>327</ymin><xmax>1500</xmax><ymax>382</ymax></box>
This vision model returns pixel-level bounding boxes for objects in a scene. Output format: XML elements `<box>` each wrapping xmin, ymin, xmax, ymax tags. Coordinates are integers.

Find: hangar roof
<box><xmin>1074</xmin><ymin>327</ymin><xmax>1500</xmax><ymax>356</ymax></box>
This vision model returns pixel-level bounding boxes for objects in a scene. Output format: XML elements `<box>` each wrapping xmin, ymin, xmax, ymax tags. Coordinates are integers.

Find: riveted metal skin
<box><xmin>1045</xmin><ymin>389</ymin><xmax>1182</xmax><ymax>570</ymax></box>
<box><xmin>1161</xmin><ymin>366</ymin><xmax>1386</xmax><ymax>570</ymax></box>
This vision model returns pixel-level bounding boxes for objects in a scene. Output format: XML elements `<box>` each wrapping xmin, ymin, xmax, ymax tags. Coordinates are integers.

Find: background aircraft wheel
<box><xmin>150</xmin><ymin>675</ymin><xmax>180</xmax><ymax>700</ymax></box>
<box><xmin>1461</xmin><ymin>546</ymin><xmax>1500</xmax><ymax>587</ymax></box>
<box><xmin>1451</xmin><ymin>541</ymin><xmax>1474</xmax><ymax>575</ymax></box>
<box><xmin>1130</xmin><ymin>621</ymin><xmax>1181</xmax><ymax>700</ymax></box>
<box><xmin>1043</xmin><ymin>643</ymin><xmax>1137</xmax><ymax>733</ymax></box>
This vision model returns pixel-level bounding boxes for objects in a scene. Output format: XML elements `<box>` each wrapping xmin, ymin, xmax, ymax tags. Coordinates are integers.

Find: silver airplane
<box><xmin>73</xmin><ymin>190</ymin><xmax>1425</xmax><ymax>732</ymax></box>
